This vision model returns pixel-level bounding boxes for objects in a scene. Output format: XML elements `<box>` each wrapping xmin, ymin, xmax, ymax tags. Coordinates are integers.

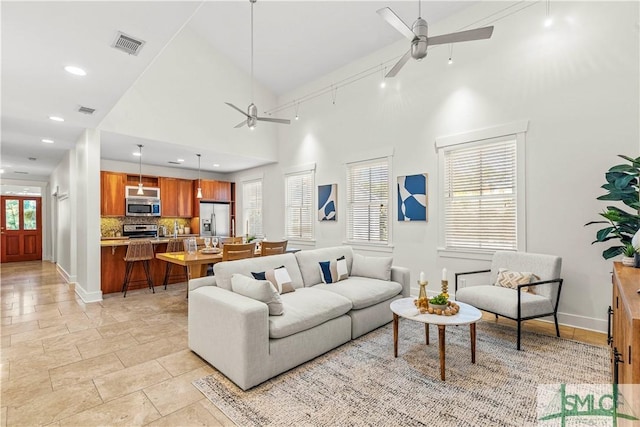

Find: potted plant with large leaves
<box><xmin>586</xmin><ymin>155</ymin><xmax>640</xmax><ymax>260</ymax></box>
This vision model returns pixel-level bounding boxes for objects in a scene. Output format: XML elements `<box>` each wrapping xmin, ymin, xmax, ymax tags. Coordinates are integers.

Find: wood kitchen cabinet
<box><xmin>100</xmin><ymin>171</ymin><xmax>126</xmax><ymax>216</ymax></box>
<box><xmin>160</xmin><ymin>177</ymin><xmax>193</xmax><ymax>218</ymax></box>
<box><xmin>192</xmin><ymin>180</ymin><xmax>232</xmax><ymax>217</ymax></box>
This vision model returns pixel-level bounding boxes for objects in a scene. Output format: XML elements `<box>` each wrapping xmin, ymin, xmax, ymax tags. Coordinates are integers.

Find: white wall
<box><xmin>101</xmin><ymin>159</ymin><xmax>231</xmax><ymax>181</ymax></box>
<box><xmin>231</xmin><ymin>1</ymin><xmax>639</xmax><ymax>332</ymax></box>
<box><xmin>49</xmin><ymin>150</ymin><xmax>75</xmax><ymax>282</ymax></box>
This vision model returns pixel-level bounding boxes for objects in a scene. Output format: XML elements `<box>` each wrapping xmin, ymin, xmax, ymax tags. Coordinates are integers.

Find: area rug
<box><xmin>193</xmin><ymin>321</ymin><xmax>609</xmax><ymax>426</ymax></box>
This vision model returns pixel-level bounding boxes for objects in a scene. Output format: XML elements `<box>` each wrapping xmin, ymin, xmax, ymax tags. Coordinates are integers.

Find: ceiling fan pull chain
<box><xmin>418</xmin><ymin>0</ymin><xmax>421</xmax><ymax>18</ymax></box>
<box><xmin>331</xmin><ymin>85</ymin><xmax>338</xmax><ymax>105</ymax></box>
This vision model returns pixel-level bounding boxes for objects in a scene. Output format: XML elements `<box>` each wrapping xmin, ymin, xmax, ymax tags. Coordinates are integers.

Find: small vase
<box><xmin>622</xmin><ymin>256</ymin><xmax>635</xmax><ymax>267</ymax></box>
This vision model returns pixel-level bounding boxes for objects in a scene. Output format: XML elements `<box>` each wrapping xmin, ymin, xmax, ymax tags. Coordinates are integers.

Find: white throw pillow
<box><xmin>351</xmin><ymin>253</ymin><xmax>392</xmax><ymax>281</ymax></box>
<box><xmin>231</xmin><ymin>273</ymin><xmax>284</xmax><ymax>315</ymax></box>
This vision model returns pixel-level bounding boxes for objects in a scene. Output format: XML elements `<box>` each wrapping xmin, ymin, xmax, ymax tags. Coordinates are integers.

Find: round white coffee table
<box><xmin>390</xmin><ymin>297</ymin><xmax>482</xmax><ymax>380</ymax></box>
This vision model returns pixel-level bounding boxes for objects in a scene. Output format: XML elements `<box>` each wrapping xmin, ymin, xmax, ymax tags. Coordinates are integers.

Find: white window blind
<box><xmin>243</xmin><ymin>180</ymin><xmax>263</xmax><ymax>238</ymax></box>
<box><xmin>285</xmin><ymin>171</ymin><xmax>313</xmax><ymax>240</ymax></box>
<box><xmin>346</xmin><ymin>157</ymin><xmax>390</xmax><ymax>244</ymax></box>
<box><xmin>443</xmin><ymin>138</ymin><xmax>517</xmax><ymax>251</ymax></box>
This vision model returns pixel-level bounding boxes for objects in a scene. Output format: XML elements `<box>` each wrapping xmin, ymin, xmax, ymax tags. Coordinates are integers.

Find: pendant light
<box><xmin>196</xmin><ymin>154</ymin><xmax>203</xmax><ymax>199</ymax></box>
<box><xmin>136</xmin><ymin>144</ymin><xmax>144</xmax><ymax>195</ymax></box>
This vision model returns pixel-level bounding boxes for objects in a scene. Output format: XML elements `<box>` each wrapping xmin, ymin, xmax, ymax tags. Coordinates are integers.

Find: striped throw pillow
<box><xmin>495</xmin><ymin>268</ymin><xmax>539</xmax><ymax>293</ymax></box>
<box><xmin>318</xmin><ymin>256</ymin><xmax>348</xmax><ymax>284</ymax></box>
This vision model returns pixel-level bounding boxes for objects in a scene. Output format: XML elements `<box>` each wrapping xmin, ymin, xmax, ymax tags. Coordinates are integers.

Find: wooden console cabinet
<box><xmin>610</xmin><ymin>262</ymin><xmax>640</xmax><ymax>411</ymax></box>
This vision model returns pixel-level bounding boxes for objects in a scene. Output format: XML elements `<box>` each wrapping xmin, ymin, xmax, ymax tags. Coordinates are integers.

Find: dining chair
<box><xmin>222</xmin><ymin>242</ymin><xmax>256</xmax><ymax>261</ymax></box>
<box><xmin>260</xmin><ymin>240</ymin><xmax>288</xmax><ymax>256</ymax></box>
<box><xmin>220</xmin><ymin>236</ymin><xmax>244</xmax><ymax>246</ymax></box>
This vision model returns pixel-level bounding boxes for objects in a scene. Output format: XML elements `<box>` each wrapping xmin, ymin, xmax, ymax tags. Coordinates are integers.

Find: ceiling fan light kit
<box><xmin>225</xmin><ymin>0</ymin><xmax>290</xmax><ymax>129</ymax></box>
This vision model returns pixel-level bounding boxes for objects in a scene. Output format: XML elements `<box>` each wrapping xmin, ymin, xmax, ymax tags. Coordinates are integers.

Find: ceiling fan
<box><xmin>377</xmin><ymin>2</ymin><xmax>494</xmax><ymax>77</ymax></box>
<box><xmin>225</xmin><ymin>0</ymin><xmax>290</xmax><ymax>129</ymax></box>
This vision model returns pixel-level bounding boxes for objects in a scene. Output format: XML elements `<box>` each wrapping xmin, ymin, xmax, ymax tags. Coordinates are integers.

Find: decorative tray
<box><xmin>200</xmin><ymin>248</ymin><xmax>221</xmax><ymax>254</ymax></box>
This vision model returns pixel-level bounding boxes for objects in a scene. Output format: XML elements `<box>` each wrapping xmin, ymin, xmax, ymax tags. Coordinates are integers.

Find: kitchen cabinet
<box><xmin>160</xmin><ymin>177</ymin><xmax>193</xmax><ymax>218</ymax></box>
<box><xmin>192</xmin><ymin>180</ymin><xmax>232</xmax><ymax>217</ymax></box>
<box><xmin>101</xmin><ymin>171</ymin><xmax>126</xmax><ymax>216</ymax></box>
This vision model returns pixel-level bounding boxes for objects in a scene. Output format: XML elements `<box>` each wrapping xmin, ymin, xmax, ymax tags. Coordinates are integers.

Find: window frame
<box><xmin>436</xmin><ymin>121</ymin><xmax>528</xmax><ymax>260</ymax></box>
<box><xmin>345</xmin><ymin>154</ymin><xmax>393</xmax><ymax>249</ymax></box>
<box><xmin>242</xmin><ymin>177</ymin><xmax>263</xmax><ymax>239</ymax></box>
<box><xmin>284</xmin><ymin>163</ymin><xmax>315</xmax><ymax>243</ymax></box>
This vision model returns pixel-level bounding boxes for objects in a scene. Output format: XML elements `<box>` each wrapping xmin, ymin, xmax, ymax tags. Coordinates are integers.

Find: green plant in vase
<box><xmin>586</xmin><ymin>155</ymin><xmax>640</xmax><ymax>259</ymax></box>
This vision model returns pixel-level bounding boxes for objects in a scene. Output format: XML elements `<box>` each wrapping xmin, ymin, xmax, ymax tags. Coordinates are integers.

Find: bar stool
<box><xmin>121</xmin><ymin>240</ymin><xmax>155</xmax><ymax>298</ymax></box>
<box><xmin>162</xmin><ymin>238</ymin><xmax>188</xmax><ymax>289</ymax></box>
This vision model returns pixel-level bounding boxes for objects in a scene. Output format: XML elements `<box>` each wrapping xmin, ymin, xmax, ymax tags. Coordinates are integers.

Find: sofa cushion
<box><xmin>213</xmin><ymin>253</ymin><xmax>304</xmax><ymax>291</ymax></box>
<box><xmin>295</xmin><ymin>246</ymin><xmax>354</xmax><ymax>287</ymax></box>
<box><xmin>231</xmin><ymin>274</ymin><xmax>284</xmax><ymax>316</ymax></box>
<box><xmin>455</xmin><ymin>285</ymin><xmax>554</xmax><ymax>319</ymax></box>
<box><xmin>312</xmin><ymin>276</ymin><xmax>402</xmax><ymax>310</ymax></box>
<box><xmin>319</xmin><ymin>256</ymin><xmax>348</xmax><ymax>284</ymax></box>
<box><xmin>252</xmin><ymin>266</ymin><xmax>295</xmax><ymax>294</ymax></box>
<box><xmin>351</xmin><ymin>253</ymin><xmax>393</xmax><ymax>281</ymax></box>
<box><xmin>268</xmin><ymin>288</ymin><xmax>352</xmax><ymax>339</ymax></box>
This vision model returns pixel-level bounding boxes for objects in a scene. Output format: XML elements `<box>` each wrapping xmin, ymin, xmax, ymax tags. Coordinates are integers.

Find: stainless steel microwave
<box><xmin>126</xmin><ymin>198</ymin><xmax>161</xmax><ymax>217</ymax></box>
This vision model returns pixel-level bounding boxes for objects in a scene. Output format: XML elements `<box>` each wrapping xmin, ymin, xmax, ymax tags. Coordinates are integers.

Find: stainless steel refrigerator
<box><xmin>199</xmin><ymin>202</ymin><xmax>231</xmax><ymax>237</ymax></box>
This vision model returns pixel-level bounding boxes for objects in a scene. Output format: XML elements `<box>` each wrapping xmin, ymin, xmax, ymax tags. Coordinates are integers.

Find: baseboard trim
<box><xmin>74</xmin><ymin>284</ymin><xmax>103</xmax><ymax>303</ymax></box>
<box><xmin>56</xmin><ymin>264</ymin><xmax>76</xmax><ymax>283</ymax></box>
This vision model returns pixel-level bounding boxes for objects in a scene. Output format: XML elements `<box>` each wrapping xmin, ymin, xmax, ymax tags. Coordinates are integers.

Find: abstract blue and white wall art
<box><xmin>397</xmin><ymin>174</ymin><xmax>427</xmax><ymax>221</ymax></box>
<box><xmin>318</xmin><ymin>184</ymin><xmax>337</xmax><ymax>221</ymax></box>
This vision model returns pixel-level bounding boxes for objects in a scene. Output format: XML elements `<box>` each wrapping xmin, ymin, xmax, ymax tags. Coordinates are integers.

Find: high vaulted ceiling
<box><xmin>1</xmin><ymin>1</ymin><xmax>474</xmax><ymax>183</ymax></box>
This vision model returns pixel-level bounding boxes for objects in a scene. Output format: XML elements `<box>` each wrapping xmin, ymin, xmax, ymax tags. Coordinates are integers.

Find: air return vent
<box><xmin>111</xmin><ymin>31</ymin><xmax>145</xmax><ymax>56</ymax></box>
<box><xmin>14</xmin><ymin>171</ymin><xmax>28</xmax><ymax>175</ymax></box>
<box><xmin>167</xmin><ymin>161</ymin><xmax>181</xmax><ymax>165</ymax></box>
<box><xmin>78</xmin><ymin>106</ymin><xmax>95</xmax><ymax>115</ymax></box>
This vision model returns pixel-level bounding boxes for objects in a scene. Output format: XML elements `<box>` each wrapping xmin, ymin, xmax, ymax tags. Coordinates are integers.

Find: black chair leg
<box><xmin>495</xmin><ymin>314</ymin><xmax>498</xmax><ymax>320</ymax></box>
<box><xmin>554</xmin><ymin>313</ymin><xmax>560</xmax><ymax>337</ymax></box>
<box><xmin>143</xmin><ymin>260</ymin><xmax>155</xmax><ymax>293</ymax></box>
<box><xmin>517</xmin><ymin>320</ymin><xmax>522</xmax><ymax>351</ymax></box>
<box><xmin>163</xmin><ymin>263</ymin><xmax>172</xmax><ymax>290</ymax></box>
<box><xmin>122</xmin><ymin>262</ymin><xmax>133</xmax><ymax>298</ymax></box>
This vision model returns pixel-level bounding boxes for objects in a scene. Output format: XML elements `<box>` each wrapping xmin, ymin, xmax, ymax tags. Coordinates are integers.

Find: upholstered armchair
<box><xmin>454</xmin><ymin>251</ymin><xmax>563</xmax><ymax>350</ymax></box>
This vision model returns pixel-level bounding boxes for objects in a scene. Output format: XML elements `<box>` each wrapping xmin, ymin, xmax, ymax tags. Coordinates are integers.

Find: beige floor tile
<box><xmin>142</xmin><ymin>366</ymin><xmax>214</xmax><ymax>416</ymax></box>
<box><xmin>1</xmin><ymin>306</ymin><xmax>35</xmax><ymax>319</ymax></box>
<box><xmin>128</xmin><ymin>322</ymin><xmax>186</xmax><ymax>344</ymax></box>
<box><xmin>97</xmin><ymin>320</ymin><xmax>147</xmax><ymax>339</ymax></box>
<box><xmin>93</xmin><ymin>360</ymin><xmax>171</xmax><ymax>402</ymax></box>
<box><xmin>115</xmin><ymin>337</ymin><xmax>182</xmax><ymax>368</ymax></box>
<box><xmin>38</xmin><ymin>312</ymin><xmax>89</xmax><ymax>329</ymax></box>
<box><xmin>49</xmin><ymin>353</ymin><xmax>124</xmax><ymax>389</ymax></box>
<box><xmin>145</xmin><ymin>399</ymin><xmax>225</xmax><ymax>427</ymax></box>
<box><xmin>9</xmin><ymin>346</ymin><xmax>82</xmax><ymax>380</ymax></box>
<box><xmin>1</xmin><ymin>318</ymin><xmax>11</xmax><ymax>326</ymax></box>
<box><xmin>0</xmin><ymin>339</ymin><xmax>43</xmax><ymax>362</ymax></box>
<box><xmin>58</xmin><ymin>390</ymin><xmax>161</xmax><ymax>427</ymax></box>
<box><xmin>1</xmin><ymin>363</ymin><xmax>9</xmax><ymax>382</ymax></box>
<box><xmin>0</xmin><ymin>336</ymin><xmax>9</xmax><ymax>348</ymax></box>
<box><xmin>42</xmin><ymin>328</ymin><xmax>102</xmax><ymax>353</ymax></box>
<box><xmin>1</xmin><ymin>406</ymin><xmax>6</xmax><ymax>427</ymax></box>
<box><xmin>6</xmin><ymin>380</ymin><xmax>102</xmax><ymax>426</ymax></box>
<box><xmin>157</xmin><ymin>349</ymin><xmax>205</xmax><ymax>377</ymax></box>
<box><xmin>198</xmin><ymin>398</ymin><xmax>236</xmax><ymax>426</ymax></box>
<box><xmin>0</xmin><ymin>320</ymin><xmax>39</xmax><ymax>337</ymax></box>
<box><xmin>1</xmin><ymin>369</ymin><xmax>52</xmax><ymax>407</ymax></box>
<box><xmin>75</xmin><ymin>332</ymin><xmax>138</xmax><ymax>359</ymax></box>
<box><xmin>10</xmin><ymin>324</ymin><xmax>69</xmax><ymax>345</ymax></box>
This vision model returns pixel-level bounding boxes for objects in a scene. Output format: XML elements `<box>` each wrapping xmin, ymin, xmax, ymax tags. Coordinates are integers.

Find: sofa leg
<box><xmin>517</xmin><ymin>320</ymin><xmax>522</xmax><ymax>351</ymax></box>
<box><xmin>554</xmin><ymin>313</ymin><xmax>560</xmax><ymax>337</ymax></box>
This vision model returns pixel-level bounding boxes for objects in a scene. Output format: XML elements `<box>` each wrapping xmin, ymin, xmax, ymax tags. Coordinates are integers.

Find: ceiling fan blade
<box><xmin>385</xmin><ymin>49</ymin><xmax>412</xmax><ymax>78</ymax></box>
<box><xmin>234</xmin><ymin>120</ymin><xmax>247</xmax><ymax>128</ymax></box>
<box><xmin>377</xmin><ymin>7</ymin><xmax>416</xmax><ymax>41</ymax></box>
<box><xmin>427</xmin><ymin>26</ymin><xmax>494</xmax><ymax>46</ymax></box>
<box><xmin>225</xmin><ymin>102</ymin><xmax>250</xmax><ymax>117</ymax></box>
<box><xmin>257</xmin><ymin>117</ymin><xmax>291</xmax><ymax>125</ymax></box>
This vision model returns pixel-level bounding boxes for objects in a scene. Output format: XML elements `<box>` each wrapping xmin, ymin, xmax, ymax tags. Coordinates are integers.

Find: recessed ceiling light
<box><xmin>49</xmin><ymin>116</ymin><xmax>64</xmax><ymax>122</ymax></box>
<box><xmin>177</xmin><ymin>158</ymin><xmax>184</xmax><ymax>163</ymax></box>
<box><xmin>133</xmin><ymin>152</ymin><xmax>141</xmax><ymax>157</ymax></box>
<box><xmin>213</xmin><ymin>163</ymin><xmax>220</xmax><ymax>167</ymax></box>
<box><xmin>64</xmin><ymin>65</ymin><xmax>87</xmax><ymax>76</ymax></box>
<box><xmin>42</xmin><ymin>139</ymin><xmax>54</xmax><ymax>144</ymax></box>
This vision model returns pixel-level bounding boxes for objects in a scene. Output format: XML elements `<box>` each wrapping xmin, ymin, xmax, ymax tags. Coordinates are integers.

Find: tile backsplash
<box><xmin>100</xmin><ymin>217</ymin><xmax>191</xmax><ymax>237</ymax></box>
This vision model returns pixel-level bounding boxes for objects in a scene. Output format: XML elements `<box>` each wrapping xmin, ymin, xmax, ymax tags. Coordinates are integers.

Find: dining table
<box><xmin>155</xmin><ymin>251</ymin><xmax>222</xmax><ymax>280</ymax></box>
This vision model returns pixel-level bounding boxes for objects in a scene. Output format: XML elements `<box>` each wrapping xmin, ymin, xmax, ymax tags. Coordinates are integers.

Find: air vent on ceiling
<box><xmin>111</xmin><ymin>31</ymin><xmax>146</xmax><ymax>56</ymax></box>
<box><xmin>14</xmin><ymin>171</ymin><xmax>29</xmax><ymax>175</ymax></box>
<box><xmin>28</xmin><ymin>157</ymin><xmax>36</xmax><ymax>161</ymax></box>
<box><xmin>78</xmin><ymin>106</ymin><xmax>96</xmax><ymax>115</ymax></box>
<box><xmin>167</xmin><ymin>161</ymin><xmax>181</xmax><ymax>165</ymax></box>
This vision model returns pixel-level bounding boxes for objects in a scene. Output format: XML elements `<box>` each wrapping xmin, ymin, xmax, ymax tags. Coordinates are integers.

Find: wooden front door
<box><xmin>1</xmin><ymin>196</ymin><xmax>42</xmax><ymax>262</ymax></box>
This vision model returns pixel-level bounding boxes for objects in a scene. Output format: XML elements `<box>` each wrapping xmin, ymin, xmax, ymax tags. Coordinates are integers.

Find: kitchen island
<box><xmin>100</xmin><ymin>237</ymin><xmax>200</xmax><ymax>294</ymax></box>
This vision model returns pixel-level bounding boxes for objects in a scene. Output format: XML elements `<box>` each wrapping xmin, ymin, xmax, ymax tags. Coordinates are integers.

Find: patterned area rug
<box><xmin>193</xmin><ymin>321</ymin><xmax>609</xmax><ymax>426</ymax></box>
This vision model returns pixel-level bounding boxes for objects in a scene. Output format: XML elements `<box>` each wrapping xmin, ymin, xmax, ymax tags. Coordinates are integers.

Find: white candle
<box><xmin>246</xmin><ymin>220</ymin><xmax>249</xmax><ymax>235</ymax></box>
<box><xmin>231</xmin><ymin>219</ymin><xmax>235</xmax><ymax>236</ymax></box>
<box><xmin>419</xmin><ymin>271</ymin><xmax>425</xmax><ymax>283</ymax></box>
<box><xmin>442</xmin><ymin>268</ymin><xmax>447</xmax><ymax>281</ymax></box>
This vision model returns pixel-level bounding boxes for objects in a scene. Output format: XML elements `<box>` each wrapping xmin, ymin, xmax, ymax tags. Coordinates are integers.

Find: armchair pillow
<box><xmin>351</xmin><ymin>253</ymin><xmax>392</xmax><ymax>281</ymax></box>
<box><xmin>319</xmin><ymin>256</ymin><xmax>348</xmax><ymax>284</ymax></box>
<box><xmin>251</xmin><ymin>266</ymin><xmax>295</xmax><ymax>294</ymax></box>
<box><xmin>231</xmin><ymin>274</ymin><xmax>284</xmax><ymax>315</ymax></box>
<box><xmin>494</xmin><ymin>268</ymin><xmax>539</xmax><ymax>293</ymax></box>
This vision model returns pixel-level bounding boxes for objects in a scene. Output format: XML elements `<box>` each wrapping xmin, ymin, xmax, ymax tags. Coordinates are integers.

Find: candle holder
<box><xmin>418</xmin><ymin>280</ymin><xmax>428</xmax><ymax>300</ymax></box>
<box><xmin>441</xmin><ymin>280</ymin><xmax>449</xmax><ymax>298</ymax></box>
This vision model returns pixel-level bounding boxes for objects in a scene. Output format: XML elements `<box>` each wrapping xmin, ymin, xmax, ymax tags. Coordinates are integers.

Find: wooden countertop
<box><xmin>613</xmin><ymin>261</ymin><xmax>640</xmax><ymax>320</ymax></box>
<box><xmin>100</xmin><ymin>235</ymin><xmax>200</xmax><ymax>247</ymax></box>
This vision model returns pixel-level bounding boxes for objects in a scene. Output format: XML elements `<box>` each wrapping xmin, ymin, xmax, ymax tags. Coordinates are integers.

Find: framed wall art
<box><xmin>318</xmin><ymin>184</ymin><xmax>337</xmax><ymax>221</ymax></box>
<box><xmin>397</xmin><ymin>173</ymin><xmax>427</xmax><ymax>221</ymax></box>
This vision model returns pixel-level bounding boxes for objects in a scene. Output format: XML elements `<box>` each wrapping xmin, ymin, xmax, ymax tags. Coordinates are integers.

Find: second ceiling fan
<box><xmin>226</xmin><ymin>0</ymin><xmax>290</xmax><ymax>129</ymax></box>
<box><xmin>378</xmin><ymin>2</ymin><xmax>494</xmax><ymax>77</ymax></box>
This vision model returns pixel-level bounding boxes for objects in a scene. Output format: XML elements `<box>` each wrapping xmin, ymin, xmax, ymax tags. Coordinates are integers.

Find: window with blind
<box><xmin>285</xmin><ymin>170</ymin><xmax>314</xmax><ymax>240</ymax></box>
<box><xmin>442</xmin><ymin>137</ymin><xmax>517</xmax><ymax>251</ymax></box>
<box><xmin>346</xmin><ymin>157</ymin><xmax>390</xmax><ymax>244</ymax></box>
<box><xmin>243</xmin><ymin>179</ymin><xmax>263</xmax><ymax>238</ymax></box>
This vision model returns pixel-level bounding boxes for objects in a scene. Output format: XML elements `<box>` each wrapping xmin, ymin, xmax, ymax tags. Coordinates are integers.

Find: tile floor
<box><xmin>1</xmin><ymin>261</ymin><xmax>607</xmax><ymax>426</ymax></box>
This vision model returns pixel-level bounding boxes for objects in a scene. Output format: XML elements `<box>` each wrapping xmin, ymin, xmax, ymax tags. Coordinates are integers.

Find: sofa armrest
<box><xmin>454</xmin><ymin>269</ymin><xmax>491</xmax><ymax>292</ymax></box>
<box><xmin>391</xmin><ymin>266</ymin><xmax>411</xmax><ymax>297</ymax></box>
<box><xmin>188</xmin><ymin>286</ymin><xmax>269</xmax><ymax>390</ymax></box>
<box><xmin>188</xmin><ymin>275</ymin><xmax>217</xmax><ymax>292</ymax></box>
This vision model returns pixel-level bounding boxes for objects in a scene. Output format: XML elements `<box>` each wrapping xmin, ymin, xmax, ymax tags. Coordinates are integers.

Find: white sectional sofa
<box><xmin>188</xmin><ymin>246</ymin><xmax>410</xmax><ymax>390</ymax></box>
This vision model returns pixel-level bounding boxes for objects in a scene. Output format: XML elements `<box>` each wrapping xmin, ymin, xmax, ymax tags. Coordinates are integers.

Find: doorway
<box><xmin>1</xmin><ymin>196</ymin><xmax>42</xmax><ymax>262</ymax></box>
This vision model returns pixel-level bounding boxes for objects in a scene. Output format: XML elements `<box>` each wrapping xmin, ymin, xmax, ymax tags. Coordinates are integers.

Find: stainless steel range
<box><xmin>122</xmin><ymin>224</ymin><xmax>158</xmax><ymax>239</ymax></box>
